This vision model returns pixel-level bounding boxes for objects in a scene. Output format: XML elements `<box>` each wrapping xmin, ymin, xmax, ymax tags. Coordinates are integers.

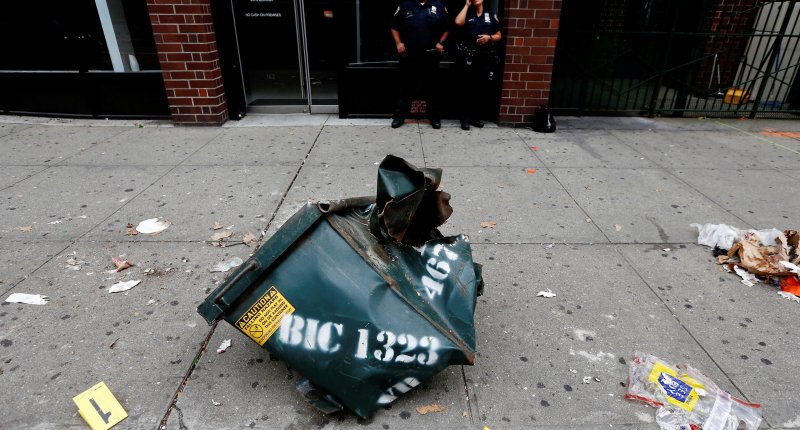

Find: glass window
<box><xmin>0</xmin><ymin>0</ymin><xmax>159</xmax><ymax>72</ymax></box>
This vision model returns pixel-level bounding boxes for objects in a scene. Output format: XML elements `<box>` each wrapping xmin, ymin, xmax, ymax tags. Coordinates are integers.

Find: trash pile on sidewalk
<box><xmin>691</xmin><ymin>223</ymin><xmax>800</xmax><ymax>301</ymax></box>
<box><xmin>197</xmin><ymin>155</ymin><xmax>484</xmax><ymax>418</ymax></box>
<box><xmin>626</xmin><ymin>352</ymin><xmax>762</xmax><ymax>430</ymax></box>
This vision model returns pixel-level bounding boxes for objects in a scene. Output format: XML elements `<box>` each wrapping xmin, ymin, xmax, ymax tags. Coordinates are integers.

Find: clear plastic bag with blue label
<box><xmin>625</xmin><ymin>352</ymin><xmax>762</xmax><ymax>430</ymax></box>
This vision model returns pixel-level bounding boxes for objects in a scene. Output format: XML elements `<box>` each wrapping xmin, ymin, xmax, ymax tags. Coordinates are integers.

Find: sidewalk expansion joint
<box><xmin>158</xmin><ymin>321</ymin><xmax>217</xmax><ymax>430</ymax></box>
<box><xmin>460</xmin><ymin>365</ymin><xmax>479</xmax><ymax>425</ymax></box>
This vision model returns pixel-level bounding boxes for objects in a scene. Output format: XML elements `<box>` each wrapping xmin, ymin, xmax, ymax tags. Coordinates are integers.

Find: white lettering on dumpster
<box><xmin>419</xmin><ymin>243</ymin><xmax>459</xmax><ymax>299</ymax></box>
<box><xmin>276</xmin><ymin>315</ymin><xmax>442</xmax><ymax>365</ymax></box>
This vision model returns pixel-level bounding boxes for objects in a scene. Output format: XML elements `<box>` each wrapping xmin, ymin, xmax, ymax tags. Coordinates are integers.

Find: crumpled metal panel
<box><xmin>197</xmin><ymin>155</ymin><xmax>483</xmax><ymax>418</ymax></box>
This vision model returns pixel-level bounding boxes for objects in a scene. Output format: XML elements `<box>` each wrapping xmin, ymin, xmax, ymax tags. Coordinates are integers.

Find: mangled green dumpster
<box><xmin>197</xmin><ymin>155</ymin><xmax>483</xmax><ymax>418</ymax></box>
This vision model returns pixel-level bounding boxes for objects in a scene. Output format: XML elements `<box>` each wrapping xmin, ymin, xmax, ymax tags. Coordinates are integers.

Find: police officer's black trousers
<box><xmin>458</xmin><ymin>59</ymin><xmax>494</xmax><ymax>122</ymax></box>
<box><xmin>394</xmin><ymin>51</ymin><xmax>442</xmax><ymax>121</ymax></box>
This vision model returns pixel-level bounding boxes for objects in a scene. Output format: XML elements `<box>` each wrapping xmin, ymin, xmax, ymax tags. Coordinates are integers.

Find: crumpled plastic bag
<box><xmin>625</xmin><ymin>352</ymin><xmax>762</xmax><ymax>430</ymax></box>
<box><xmin>690</xmin><ymin>223</ymin><xmax>782</xmax><ymax>250</ymax></box>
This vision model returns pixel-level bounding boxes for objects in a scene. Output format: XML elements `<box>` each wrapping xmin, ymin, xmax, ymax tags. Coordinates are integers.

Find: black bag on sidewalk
<box><xmin>532</xmin><ymin>105</ymin><xmax>556</xmax><ymax>133</ymax></box>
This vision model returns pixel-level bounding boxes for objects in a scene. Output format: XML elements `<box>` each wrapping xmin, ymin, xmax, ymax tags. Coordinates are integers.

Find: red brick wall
<box><xmin>147</xmin><ymin>0</ymin><xmax>227</xmax><ymax>125</ymax></box>
<box><xmin>499</xmin><ymin>0</ymin><xmax>562</xmax><ymax>127</ymax></box>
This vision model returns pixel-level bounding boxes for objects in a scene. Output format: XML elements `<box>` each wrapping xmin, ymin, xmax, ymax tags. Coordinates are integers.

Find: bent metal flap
<box><xmin>197</xmin><ymin>155</ymin><xmax>483</xmax><ymax>418</ymax></box>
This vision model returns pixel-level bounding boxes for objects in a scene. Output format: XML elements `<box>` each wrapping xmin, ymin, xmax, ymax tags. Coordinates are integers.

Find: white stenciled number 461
<box><xmin>420</xmin><ymin>243</ymin><xmax>459</xmax><ymax>299</ymax></box>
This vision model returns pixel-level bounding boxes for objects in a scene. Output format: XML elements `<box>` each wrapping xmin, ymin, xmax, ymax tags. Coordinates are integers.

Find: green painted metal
<box><xmin>197</xmin><ymin>156</ymin><xmax>483</xmax><ymax>418</ymax></box>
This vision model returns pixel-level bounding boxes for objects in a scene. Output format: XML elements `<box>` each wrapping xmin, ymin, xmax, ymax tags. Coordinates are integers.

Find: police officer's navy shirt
<box><xmin>463</xmin><ymin>9</ymin><xmax>501</xmax><ymax>49</ymax></box>
<box><xmin>391</xmin><ymin>0</ymin><xmax>449</xmax><ymax>52</ymax></box>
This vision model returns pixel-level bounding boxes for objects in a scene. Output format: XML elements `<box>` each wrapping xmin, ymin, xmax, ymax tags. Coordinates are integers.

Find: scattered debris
<box><xmin>5</xmin><ymin>293</ymin><xmax>48</xmax><ymax>305</ymax></box>
<box><xmin>242</xmin><ymin>231</ymin><xmax>258</xmax><ymax>246</ymax></box>
<box><xmin>585</xmin><ymin>218</ymin><xmax>593</xmax><ymax>223</ymax></box>
<box><xmin>210</xmin><ymin>257</ymin><xmax>243</xmax><ymax>273</ymax></box>
<box><xmin>212</xmin><ymin>400</ymin><xmax>222</xmax><ymax>406</ymax></box>
<box><xmin>536</xmin><ymin>289</ymin><xmax>556</xmax><ymax>298</ymax></box>
<box><xmin>48</xmin><ymin>219</ymin><xmax>63</xmax><ymax>225</ymax></box>
<box><xmin>416</xmin><ymin>404</ymin><xmax>445</xmax><ymax>415</ymax></box>
<box><xmin>217</xmin><ymin>339</ymin><xmax>231</xmax><ymax>353</ymax></box>
<box><xmin>594</xmin><ymin>377</ymin><xmax>600</xmax><ymax>382</ymax></box>
<box><xmin>125</xmin><ymin>223</ymin><xmax>138</xmax><ymax>236</ymax></box>
<box><xmin>663</xmin><ymin>248</ymin><xmax>671</xmax><ymax>252</ymax></box>
<box><xmin>136</xmin><ymin>218</ymin><xmax>171</xmax><ymax>234</ymax></box>
<box><xmin>733</xmin><ymin>265</ymin><xmax>759</xmax><ymax>287</ymax></box>
<box><xmin>18</xmin><ymin>225</ymin><xmax>33</xmax><ymax>232</ymax></box>
<box><xmin>527</xmin><ymin>168</ymin><xmax>537</xmax><ymax>174</ymax></box>
<box><xmin>614</xmin><ymin>224</ymin><xmax>623</xmax><ymax>231</ymax></box>
<box><xmin>210</xmin><ymin>229</ymin><xmax>233</xmax><ymax>243</ymax></box>
<box><xmin>693</xmin><ymin>223</ymin><xmax>800</xmax><ymax>301</ymax></box>
<box><xmin>480</xmin><ymin>221</ymin><xmax>497</xmax><ymax>229</ymax></box>
<box><xmin>65</xmin><ymin>255</ymin><xmax>84</xmax><ymax>271</ymax></box>
<box><xmin>626</xmin><ymin>352</ymin><xmax>762</xmax><ymax>430</ymax></box>
<box><xmin>582</xmin><ymin>376</ymin><xmax>591</xmax><ymax>384</ymax></box>
<box><xmin>112</xmin><ymin>256</ymin><xmax>134</xmax><ymax>272</ymax></box>
<box><xmin>109</xmin><ymin>338</ymin><xmax>120</xmax><ymax>349</ymax></box>
<box><xmin>108</xmin><ymin>280</ymin><xmax>142</xmax><ymax>293</ymax></box>
<box><xmin>569</xmin><ymin>369</ymin><xmax>577</xmax><ymax>374</ymax></box>
<box><xmin>212</xmin><ymin>221</ymin><xmax>224</xmax><ymax>230</ymax></box>
<box><xmin>778</xmin><ymin>291</ymin><xmax>800</xmax><ymax>303</ymax></box>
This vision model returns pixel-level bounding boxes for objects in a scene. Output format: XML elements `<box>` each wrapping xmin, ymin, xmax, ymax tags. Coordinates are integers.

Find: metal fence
<box><xmin>549</xmin><ymin>0</ymin><xmax>800</xmax><ymax>118</ymax></box>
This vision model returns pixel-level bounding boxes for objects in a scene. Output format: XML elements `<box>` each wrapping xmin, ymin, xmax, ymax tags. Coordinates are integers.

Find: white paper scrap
<box><xmin>778</xmin><ymin>291</ymin><xmax>800</xmax><ymax>303</ymax></box>
<box><xmin>108</xmin><ymin>279</ymin><xmax>142</xmax><ymax>293</ymax></box>
<box><xmin>5</xmin><ymin>293</ymin><xmax>49</xmax><ymax>305</ymax></box>
<box><xmin>733</xmin><ymin>265</ymin><xmax>758</xmax><ymax>287</ymax></box>
<box><xmin>136</xmin><ymin>218</ymin><xmax>171</xmax><ymax>234</ymax></box>
<box><xmin>536</xmin><ymin>289</ymin><xmax>556</xmax><ymax>298</ymax></box>
<box><xmin>582</xmin><ymin>376</ymin><xmax>591</xmax><ymax>384</ymax></box>
<box><xmin>217</xmin><ymin>339</ymin><xmax>232</xmax><ymax>353</ymax></box>
<box><xmin>210</xmin><ymin>257</ymin><xmax>243</xmax><ymax>273</ymax></box>
<box><xmin>779</xmin><ymin>261</ymin><xmax>800</xmax><ymax>275</ymax></box>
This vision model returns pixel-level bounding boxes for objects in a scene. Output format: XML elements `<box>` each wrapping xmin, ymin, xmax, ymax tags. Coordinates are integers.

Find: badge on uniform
<box><xmin>431</xmin><ymin>5</ymin><xmax>437</xmax><ymax>14</ymax></box>
<box><xmin>484</xmin><ymin>13</ymin><xmax>490</xmax><ymax>23</ymax></box>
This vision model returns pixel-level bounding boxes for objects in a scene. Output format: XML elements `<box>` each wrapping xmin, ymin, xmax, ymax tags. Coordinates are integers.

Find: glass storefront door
<box><xmin>232</xmin><ymin>0</ymin><xmax>338</xmax><ymax>113</ymax></box>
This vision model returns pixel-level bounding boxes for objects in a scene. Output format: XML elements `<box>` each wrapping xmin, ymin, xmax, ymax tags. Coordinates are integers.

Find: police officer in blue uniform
<box><xmin>390</xmin><ymin>0</ymin><xmax>450</xmax><ymax>129</ymax></box>
<box><xmin>454</xmin><ymin>0</ymin><xmax>502</xmax><ymax>130</ymax></box>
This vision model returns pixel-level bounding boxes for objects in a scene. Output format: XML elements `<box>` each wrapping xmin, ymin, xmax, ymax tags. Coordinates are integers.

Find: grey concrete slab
<box><xmin>84</xmin><ymin>165</ymin><xmax>297</xmax><ymax>242</ymax></box>
<box><xmin>713</xmin><ymin>118</ymin><xmax>800</xmax><ymax>133</ymax></box>
<box><xmin>556</xmin><ymin>117</ymin><xmax>732</xmax><ymax>131</ymax></box>
<box><xmin>182</xmin><ymin>127</ymin><xmax>320</xmax><ymax>165</ymax></box>
<box><xmin>516</xmin><ymin>130</ymin><xmax>659</xmax><ymax>169</ymax></box>
<box><xmin>694</xmin><ymin>131</ymin><xmax>800</xmax><ymax>171</ymax></box>
<box><xmin>265</xmin><ymin>164</ymin><xmax>378</xmax><ymax>237</ymax></box>
<box><xmin>0</xmin><ymin>123</ymin><xmax>30</xmax><ymax>139</ymax></box>
<box><xmin>0</xmin><ymin>240</ymin><xmax>247</xmax><ymax>429</ymax></box>
<box><xmin>306</xmin><ymin>125</ymin><xmax>425</xmax><ymax>167</ymax></box>
<box><xmin>0</xmin><ymin>125</ymin><xmax>126</xmax><ymax>165</ymax></box>
<box><xmin>670</xmin><ymin>168</ymin><xmax>800</xmax><ymax>230</ymax></box>
<box><xmin>465</xmin><ymin>244</ymin><xmax>735</xmax><ymax>428</ymax></box>
<box><xmin>62</xmin><ymin>127</ymin><xmax>222</xmax><ymax>166</ymax></box>
<box><xmin>440</xmin><ymin>167</ymin><xmax>608</xmax><ymax>244</ymax></box>
<box><xmin>224</xmin><ymin>114</ymin><xmax>330</xmax><ymax>127</ymax></box>
<box><xmin>550</xmin><ymin>167</ymin><xmax>744</xmax><ymax>243</ymax></box>
<box><xmin>420</xmin><ymin>128</ymin><xmax>533</xmax><ymax>167</ymax></box>
<box><xmin>0</xmin><ymin>240</ymin><xmax>69</xmax><ymax>295</ymax></box>
<box><xmin>0</xmin><ymin>166</ymin><xmax>171</xmax><ymax>241</ymax></box>
<box><xmin>166</xmin><ymin>324</ymin><xmax>470</xmax><ymax>429</ymax></box>
<box><xmin>610</xmin><ymin>130</ymin><xmax>773</xmax><ymax>170</ymax></box>
<box><xmin>618</xmin><ymin>244</ymin><xmax>800</xmax><ymax>425</ymax></box>
<box><xmin>0</xmin><ymin>166</ymin><xmax>47</xmax><ymax>190</ymax></box>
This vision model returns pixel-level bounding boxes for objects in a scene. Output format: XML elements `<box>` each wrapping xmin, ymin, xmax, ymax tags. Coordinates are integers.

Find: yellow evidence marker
<box><xmin>72</xmin><ymin>382</ymin><xmax>128</xmax><ymax>430</ymax></box>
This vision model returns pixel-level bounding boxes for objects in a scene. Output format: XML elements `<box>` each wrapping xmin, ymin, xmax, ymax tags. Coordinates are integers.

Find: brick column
<box><xmin>499</xmin><ymin>0</ymin><xmax>562</xmax><ymax>127</ymax></box>
<box><xmin>147</xmin><ymin>0</ymin><xmax>227</xmax><ymax>125</ymax></box>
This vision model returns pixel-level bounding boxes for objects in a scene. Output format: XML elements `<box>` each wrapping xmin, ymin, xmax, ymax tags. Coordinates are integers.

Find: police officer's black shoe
<box><xmin>430</xmin><ymin>119</ymin><xmax>441</xmax><ymax>129</ymax></box>
<box><xmin>469</xmin><ymin>119</ymin><xmax>485</xmax><ymax>128</ymax></box>
<box><xmin>460</xmin><ymin>119</ymin><xmax>470</xmax><ymax>130</ymax></box>
<box><xmin>391</xmin><ymin>118</ymin><xmax>404</xmax><ymax>128</ymax></box>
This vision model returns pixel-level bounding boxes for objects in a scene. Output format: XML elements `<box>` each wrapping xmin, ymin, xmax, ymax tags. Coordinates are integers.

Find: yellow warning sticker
<box><xmin>236</xmin><ymin>286</ymin><xmax>295</xmax><ymax>346</ymax></box>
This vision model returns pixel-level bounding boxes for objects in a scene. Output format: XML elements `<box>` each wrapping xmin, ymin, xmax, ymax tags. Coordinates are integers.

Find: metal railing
<box><xmin>550</xmin><ymin>0</ymin><xmax>800</xmax><ymax>118</ymax></box>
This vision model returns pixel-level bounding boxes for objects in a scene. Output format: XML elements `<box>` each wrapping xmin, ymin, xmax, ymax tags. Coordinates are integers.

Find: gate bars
<box><xmin>550</xmin><ymin>0</ymin><xmax>800</xmax><ymax>118</ymax></box>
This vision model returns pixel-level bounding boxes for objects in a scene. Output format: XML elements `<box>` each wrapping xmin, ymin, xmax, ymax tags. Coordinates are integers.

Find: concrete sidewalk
<box><xmin>0</xmin><ymin>114</ymin><xmax>799</xmax><ymax>429</ymax></box>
